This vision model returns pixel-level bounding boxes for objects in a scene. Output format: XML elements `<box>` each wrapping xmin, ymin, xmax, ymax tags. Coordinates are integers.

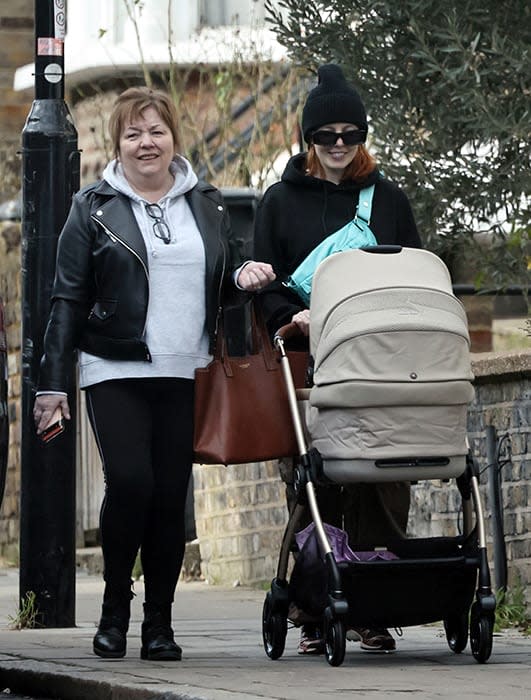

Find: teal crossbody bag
<box><xmin>284</xmin><ymin>185</ymin><xmax>377</xmax><ymax>305</ymax></box>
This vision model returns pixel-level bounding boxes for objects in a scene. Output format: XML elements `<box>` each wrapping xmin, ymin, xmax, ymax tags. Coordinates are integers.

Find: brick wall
<box><xmin>0</xmin><ymin>0</ymin><xmax>32</xmax><ymax>563</ymax></box>
<box><xmin>0</xmin><ymin>221</ymin><xmax>22</xmax><ymax>562</ymax></box>
<box><xmin>468</xmin><ymin>355</ymin><xmax>530</xmax><ymax>594</ymax></box>
<box><xmin>0</xmin><ymin>1</ymin><xmax>33</xmax><ymax>201</ymax></box>
<box><xmin>71</xmin><ymin>91</ymin><xmax>119</xmax><ymax>186</ymax></box>
<box><xmin>193</xmin><ymin>460</ymin><xmax>287</xmax><ymax>586</ymax></box>
<box><xmin>411</xmin><ymin>353</ymin><xmax>531</xmax><ymax>602</ymax></box>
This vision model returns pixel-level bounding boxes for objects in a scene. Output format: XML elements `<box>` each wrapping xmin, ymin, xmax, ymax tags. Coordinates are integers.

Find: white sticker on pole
<box><xmin>37</xmin><ymin>38</ymin><xmax>63</xmax><ymax>56</ymax></box>
<box><xmin>54</xmin><ymin>0</ymin><xmax>66</xmax><ymax>39</ymax></box>
<box><xmin>44</xmin><ymin>63</ymin><xmax>63</xmax><ymax>84</ymax></box>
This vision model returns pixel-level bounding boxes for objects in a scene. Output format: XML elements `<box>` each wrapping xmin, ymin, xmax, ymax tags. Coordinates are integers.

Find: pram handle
<box><xmin>273</xmin><ymin>322</ymin><xmax>305</xmax><ymax>345</ymax></box>
<box><xmin>361</xmin><ymin>244</ymin><xmax>403</xmax><ymax>254</ymax></box>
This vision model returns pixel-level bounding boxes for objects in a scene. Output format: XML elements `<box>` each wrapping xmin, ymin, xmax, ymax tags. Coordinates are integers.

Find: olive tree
<box><xmin>266</xmin><ymin>0</ymin><xmax>530</xmax><ymax>288</ymax></box>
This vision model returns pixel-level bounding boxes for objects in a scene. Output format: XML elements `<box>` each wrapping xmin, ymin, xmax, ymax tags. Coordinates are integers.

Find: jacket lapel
<box><xmin>186</xmin><ymin>185</ymin><xmax>224</xmax><ymax>276</ymax></box>
<box><xmin>91</xmin><ymin>190</ymin><xmax>148</xmax><ymax>270</ymax></box>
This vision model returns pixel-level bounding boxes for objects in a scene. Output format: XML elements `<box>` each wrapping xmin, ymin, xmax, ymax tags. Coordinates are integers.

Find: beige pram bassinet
<box><xmin>305</xmin><ymin>246</ymin><xmax>474</xmax><ymax>482</ymax></box>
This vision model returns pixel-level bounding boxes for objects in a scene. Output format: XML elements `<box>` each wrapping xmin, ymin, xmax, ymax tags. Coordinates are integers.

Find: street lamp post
<box><xmin>19</xmin><ymin>0</ymin><xmax>79</xmax><ymax>627</ymax></box>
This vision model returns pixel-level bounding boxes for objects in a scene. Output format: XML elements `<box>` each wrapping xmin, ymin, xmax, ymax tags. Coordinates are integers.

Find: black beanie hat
<box><xmin>301</xmin><ymin>64</ymin><xmax>367</xmax><ymax>143</ymax></box>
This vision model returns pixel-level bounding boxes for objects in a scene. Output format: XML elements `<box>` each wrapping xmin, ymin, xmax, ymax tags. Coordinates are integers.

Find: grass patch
<box><xmin>255</xmin><ymin>580</ymin><xmax>273</xmax><ymax>591</ymax></box>
<box><xmin>495</xmin><ymin>583</ymin><xmax>531</xmax><ymax>634</ymax></box>
<box><xmin>132</xmin><ymin>551</ymin><xmax>143</xmax><ymax>581</ymax></box>
<box><xmin>8</xmin><ymin>590</ymin><xmax>40</xmax><ymax>630</ymax></box>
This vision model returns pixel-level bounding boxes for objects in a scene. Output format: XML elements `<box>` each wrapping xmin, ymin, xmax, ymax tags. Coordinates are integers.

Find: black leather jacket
<box><xmin>38</xmin><ymin>178</ymin><xmax>244</xmax><ymax>392</ymax></box>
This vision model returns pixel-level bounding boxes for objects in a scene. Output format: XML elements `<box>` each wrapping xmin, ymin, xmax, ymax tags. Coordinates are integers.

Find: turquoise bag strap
<box><xmin>354</xmin><ymin>184</ymin><xmax>375</xmax><ymax>225</ymax></box>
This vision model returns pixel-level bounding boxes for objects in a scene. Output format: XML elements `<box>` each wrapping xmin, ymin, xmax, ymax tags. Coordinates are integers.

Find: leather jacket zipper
<box><xmin>92</xmin><ymin>216</ymin><xmax>149</xmax><ymax>281</ymax></box>
<box><xmin>91</xmin><ymin>215</ymin><xmax>151</xmax><ymax>348</ymax></box>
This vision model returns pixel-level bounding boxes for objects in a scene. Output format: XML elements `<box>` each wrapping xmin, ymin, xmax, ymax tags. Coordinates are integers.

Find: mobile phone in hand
<box><xmin>40</xmin><ymin>406</ymin><xmax>65</xmax><ymax>443</ymax></box>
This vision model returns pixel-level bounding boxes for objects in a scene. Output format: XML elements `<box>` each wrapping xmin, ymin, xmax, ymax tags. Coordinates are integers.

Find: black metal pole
<box><xmin>20</xmin><ymin>0</ymin><xmax>80</xmax><ymax>627</ymax></box>
<box><xmin>486</xmin><ymin>426</ymin><xmax>508</xmax><ymax>593</ymax></box>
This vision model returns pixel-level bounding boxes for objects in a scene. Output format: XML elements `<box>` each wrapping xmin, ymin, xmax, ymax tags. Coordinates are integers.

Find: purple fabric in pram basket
<box><xmin>295</xmin><ymin>522</ymin><xmax>399</xmax><ymax>563</ymax></box>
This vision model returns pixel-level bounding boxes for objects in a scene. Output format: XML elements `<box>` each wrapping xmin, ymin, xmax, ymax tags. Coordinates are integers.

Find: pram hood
<box><xmin>309</xmin><ymin>248</ymin><xmax>473</xmax><ymax>395</ymax></box>
<box><xmin>305</xmin><ymin>247</ymin><xmax>474</xmax><ymax>464</ymax></box>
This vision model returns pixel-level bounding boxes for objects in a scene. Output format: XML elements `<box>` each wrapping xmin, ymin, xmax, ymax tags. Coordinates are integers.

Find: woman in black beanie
<box><xmin>254</xmin><ymin>64</ymin><xmax>422</xmax><ymax>655</ymax></box>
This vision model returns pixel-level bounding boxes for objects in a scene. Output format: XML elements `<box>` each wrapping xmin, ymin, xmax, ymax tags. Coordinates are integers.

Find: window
<box><xmin>199</xmin><ymin>0</ymin><xmax>265</xmax><ymax>28</ymax></box>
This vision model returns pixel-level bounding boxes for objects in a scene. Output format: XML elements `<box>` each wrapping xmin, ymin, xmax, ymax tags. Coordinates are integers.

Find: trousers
<box><xmin>85</xmin><ymin>377</ymin><xmax>194</xmax><ymax>606</ymax></box>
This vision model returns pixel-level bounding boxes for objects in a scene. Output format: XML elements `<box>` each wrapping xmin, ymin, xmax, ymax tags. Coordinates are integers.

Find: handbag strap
<box><xmin>215</xmin><ymin>303</ymin><xmax>277</xmax><ymax>375</ymax></box>
<box><xmin>215</xmin><ymin>322</ymin><xmax>234</xmax><ymax>377</ymax></box>
<box><xmin>250</xmin><ymin>303</ymin><xmax>277</xmax><ymax>371</ymax></box>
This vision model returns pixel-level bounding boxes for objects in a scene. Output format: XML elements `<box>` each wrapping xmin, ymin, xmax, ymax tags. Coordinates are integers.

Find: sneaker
<box><xmin>358</xmin><ymin>627</ymin><xmax>396</xmax><ymax>652</ymax></box>
<box><xmin>346</xmin><ymin>627</ymin><xmax>362</xmax><ymax>641</ymax></box>
<box><xmin>297</xmin><ymin>625</ymin><xmax>325</xmax><ymax>655</ymax></box>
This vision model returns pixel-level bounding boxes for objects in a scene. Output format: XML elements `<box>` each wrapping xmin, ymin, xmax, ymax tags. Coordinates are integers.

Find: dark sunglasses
<box><xmin>311</xmin><ymin>129</ymin><xmax>367</xmax><ymax>146</ymax></box>
<box><xmin>145</xmin><ymin>203</ymin><xmax>172</xmax><ymax>244</ymax></box>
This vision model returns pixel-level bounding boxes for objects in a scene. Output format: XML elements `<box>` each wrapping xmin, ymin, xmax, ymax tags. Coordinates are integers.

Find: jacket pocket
<box><xmin>88</xmin><ymin>299</ymin><xmax>117</xmax><ymax>323</ymax></box>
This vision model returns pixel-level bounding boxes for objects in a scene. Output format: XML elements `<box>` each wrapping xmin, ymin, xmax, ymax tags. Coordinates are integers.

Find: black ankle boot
<box><xmin>93</xmin><ymin>584</ymin><xmax>134</xmax><ymax>659</ymax></box>
<box><xmin>140</xmin><ymin>603</ymin><xmax>182</xmax><ymax>661</ymax></box>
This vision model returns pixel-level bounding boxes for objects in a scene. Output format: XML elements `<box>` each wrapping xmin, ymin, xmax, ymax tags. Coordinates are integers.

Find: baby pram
<box><xmin>262</xmin><ymin>245</ymin><xmax>496</xmax><ymax>666</ymax></box>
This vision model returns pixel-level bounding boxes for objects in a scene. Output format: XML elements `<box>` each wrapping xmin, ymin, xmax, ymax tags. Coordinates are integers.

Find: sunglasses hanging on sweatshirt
<box><xmin>145</xmin><ymin>203</ymin><xmax>172</xmax><ymax>244</ymax></box>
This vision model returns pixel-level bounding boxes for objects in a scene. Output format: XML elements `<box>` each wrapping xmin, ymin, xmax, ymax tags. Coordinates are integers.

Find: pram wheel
<box><xmin>444</xmin><ymin>612</ymin><xmax>469</xmax><ymax>653</ymax></box>
<box><xmin>470</xmin><ymin>602</ymin><xmax>494</xmax><ymax>663</ymax></box>
<box><xmin>324</xmin><ymin>616</ymin><xmax>346</xmax><ymax>667</ymax></box>
<box><xmin>262</xmin><ymin>593</ymin><xmax>287</xmax><ymax>660</ymax></box>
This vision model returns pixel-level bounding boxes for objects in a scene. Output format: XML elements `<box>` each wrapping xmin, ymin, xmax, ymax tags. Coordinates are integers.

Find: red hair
<box><xmin>306</xmin><ymin>144</ymin><xmax>376</xmax><ymax>183</ymax></box>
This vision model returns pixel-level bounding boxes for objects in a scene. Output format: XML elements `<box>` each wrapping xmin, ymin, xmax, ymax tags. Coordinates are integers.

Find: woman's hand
<box><xmin>33</xmin><ymin>394</ymin><xmax>71</xmax><ymax>435</ymax></box>
<box><xmin>236</xmin><ymin>261</ymin><xmax>276</xmax><ymax>291</ymax></box>
<box><xmin>292</xmin><ymin>309</ymin><xmax>310</xmax><ymax>336</ymax></box>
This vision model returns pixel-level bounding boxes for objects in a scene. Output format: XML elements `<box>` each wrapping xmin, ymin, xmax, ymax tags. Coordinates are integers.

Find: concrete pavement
<box><xmin>0</xmin><ymin>566</ymin><xmax>530</xmax><ymax>700</ymax></box>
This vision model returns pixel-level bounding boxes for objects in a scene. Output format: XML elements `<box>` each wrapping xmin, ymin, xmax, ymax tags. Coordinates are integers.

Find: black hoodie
<box><xmin>254</xmin><ymin>153</ymin><xmax>422</xmax><ymax>334</ymax></box>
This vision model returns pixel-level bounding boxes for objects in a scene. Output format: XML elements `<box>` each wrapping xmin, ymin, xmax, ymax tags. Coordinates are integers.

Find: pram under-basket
<box><xmin>340</xmin><ymin>540</ymin><xmax>478</xmax><ymax>630</ymax></box>
<box><xmin>289</xmin><ymin>534</ymin><xmax>478</xmax><ymax>631</ymax></box>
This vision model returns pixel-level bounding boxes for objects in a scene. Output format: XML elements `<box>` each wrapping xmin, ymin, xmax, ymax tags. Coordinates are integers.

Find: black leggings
<box><xmin>85</xmin><ymin>378</ymin><xmax>194</xmax><ymax>606</ymax></box>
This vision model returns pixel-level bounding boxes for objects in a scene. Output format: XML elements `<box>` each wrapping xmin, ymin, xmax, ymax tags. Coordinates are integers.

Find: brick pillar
<box><xmin>193</xmin><ymin>461</ymin><xmax>288</xmax><ymax>586</ymax></box>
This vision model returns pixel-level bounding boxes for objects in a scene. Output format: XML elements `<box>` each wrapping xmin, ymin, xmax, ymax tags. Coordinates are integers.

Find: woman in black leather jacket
<box><xmin>33</xmin><ymin>86</ymin><xmax>275</xmax><ymax>661</ymax></box>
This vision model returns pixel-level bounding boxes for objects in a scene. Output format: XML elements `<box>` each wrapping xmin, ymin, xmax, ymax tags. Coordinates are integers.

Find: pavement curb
<box><xmin>0</xmin><ymin>661</ymin><xmax>203</xmax><ymax>700</ymax></box>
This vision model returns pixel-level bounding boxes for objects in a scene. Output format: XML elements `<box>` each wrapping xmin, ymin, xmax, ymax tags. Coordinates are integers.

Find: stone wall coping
<box><xmin>471</xmin><ymin>350</ymin><xmax>531</xmax><ymax>381</ymax></box>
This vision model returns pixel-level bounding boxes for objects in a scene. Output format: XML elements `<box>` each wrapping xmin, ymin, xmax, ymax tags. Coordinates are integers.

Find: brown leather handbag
<box><xmin>193</xmin><ymin>309</ymin><xmax>308</xmax><ymax>466</ymax></box>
